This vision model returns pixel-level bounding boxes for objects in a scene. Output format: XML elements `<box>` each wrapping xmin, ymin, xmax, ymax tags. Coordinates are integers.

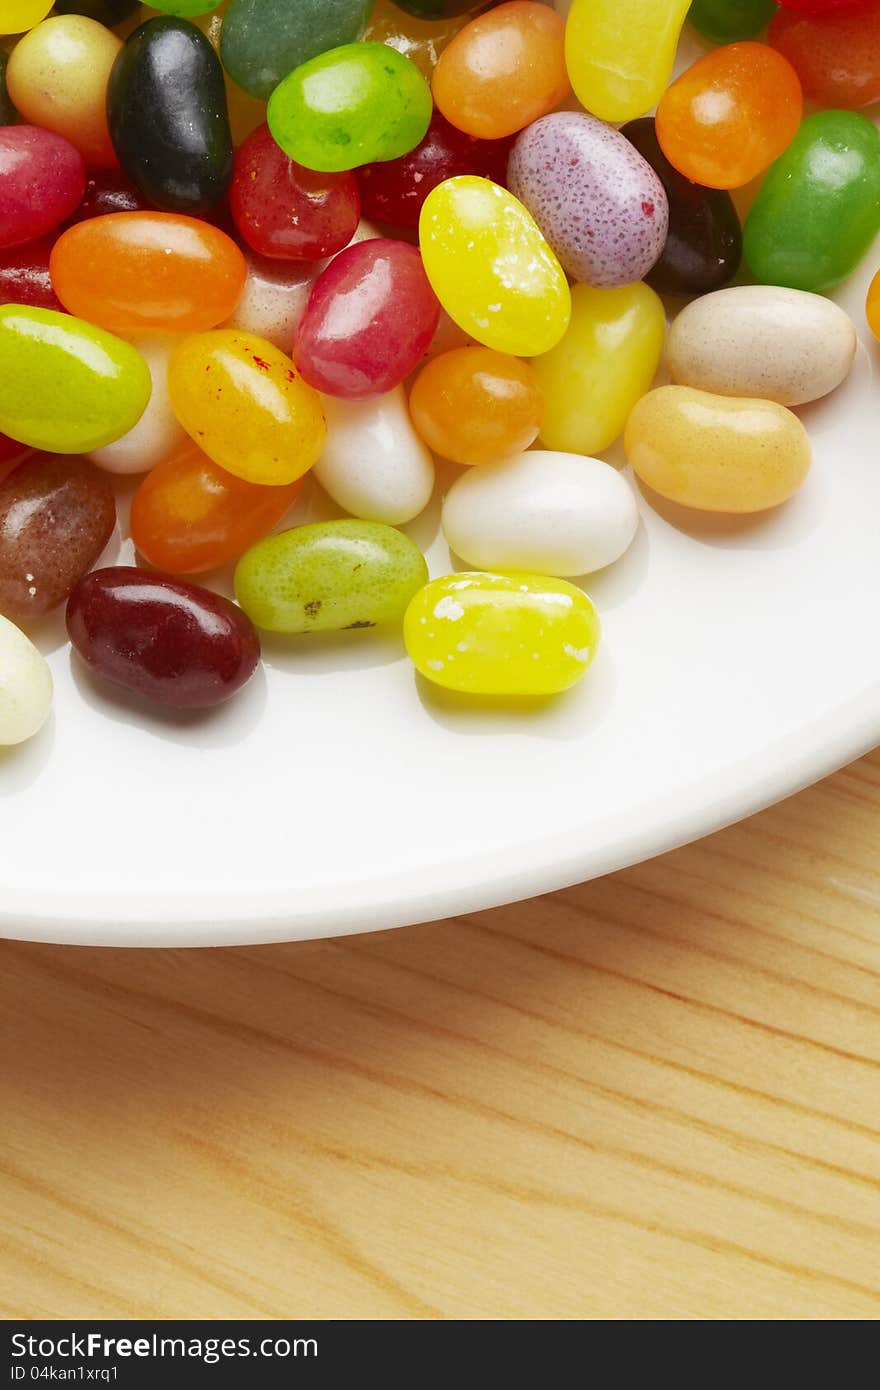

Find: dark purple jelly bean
<box><xmin>66</xmin><ymin>566</ymin><xmax>261</xmax><ymax>710</ymax></box>
<box><xmin>0</xmin><ymin>126</ymin><xmax>86</xmax><ymax>251</ymax></box>
<box><xmin>0</xmin><ymin>454</ymin><xmax>116</xmax><ymax>622</ymax></box>
<box><xmin>0</xmin><ymin>236</ymin><xmax>63</xmax><ymax>311</ymax></box>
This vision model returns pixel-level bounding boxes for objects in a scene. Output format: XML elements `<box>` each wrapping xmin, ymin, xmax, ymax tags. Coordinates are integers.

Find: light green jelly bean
<box><xmin>267</xmin><ymin>43</ymin><xmax>432</xmax><ymax>173</ymax></box>
<box><xmin>0</xmin><ymin>306</ymin><xmax>152</xmax><ymax>454</ymax></box>
<box><xmin>234</xmin><ymin>519</ymin><xmax>429</xmax><ymax>633</ymax></box>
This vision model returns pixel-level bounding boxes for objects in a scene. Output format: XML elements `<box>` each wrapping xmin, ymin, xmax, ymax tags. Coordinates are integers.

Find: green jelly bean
<box><xmin>234</xmin><ymin>519</ymin><xmax>429</xmax><ymax>634</ymax></box>
<box><xmin>0</xmin><ymin>50</ymin><xmax>17</xmax><ymax>125</ymax></box>
<box><xmin>0</xmin><ymin>307</ymin><xmax>152</xmax><ymax>454</ymax></box>
<box><xmin>267</xmin><ymin>43</ymin><xmax>432</xmax><ymax>173</ymax></box>
<box><xmin>140</xmin><ymin>0</ymin><xmax>224</xmax><ymax>16</ymax></box>
<box><xmin>222</xmin><ymin>0</ymin><xmax>374</xmax><ymax>102</ymax></box>
<box><xmin>744</xmin><ymin>110</ymin><xmax>880</xmax><ymax>294</ymax></box>
<box><xmin>688</xmin><ymin>0</ymin><xmax>776</xmax><ymax>45</ymax></box>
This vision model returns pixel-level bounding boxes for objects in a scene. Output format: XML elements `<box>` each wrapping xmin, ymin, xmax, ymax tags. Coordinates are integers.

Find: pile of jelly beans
<box><xmin>1</xmin><ymin>0</ymin><xmax>879</xmax><ymax>743</ymax></box>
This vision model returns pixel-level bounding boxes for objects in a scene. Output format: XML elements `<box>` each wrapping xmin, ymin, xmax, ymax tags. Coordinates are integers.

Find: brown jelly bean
<box><xmin>0</xmin><ymin>453</ymin><xmax>116</xmax><ymax>622</ymax></box>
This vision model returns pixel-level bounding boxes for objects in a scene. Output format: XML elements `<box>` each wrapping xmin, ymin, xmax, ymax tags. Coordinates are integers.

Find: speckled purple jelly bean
<box><xmin>507</xmin><ymin>112</ymin><xmax>669</xmax><ymax>289</ymax></box>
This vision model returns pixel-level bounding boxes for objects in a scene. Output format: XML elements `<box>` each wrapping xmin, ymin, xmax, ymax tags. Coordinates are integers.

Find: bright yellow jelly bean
<box><xmin>532</xmin><ymin>282</ymin><xmax>665</xmax><ymax>457</ymax></box>
<box><xmin>0</xmin><ymin>1</ymin><xmax>52</xmax><ymax>36</ymax></box>
<box><xmin>625</xmin><ymin>385</ymin><xmax>811</xmax><ymax>513</ymax></box>
<box><xmin>404</xmin><ymin>572</ymin><xmax>601</xmax><ymax>697</ymax></box>
<box><xmin>565</xmin><ymin>0</ymin><xmax>692</xmax><ymax>123</ymax></box>
<box><xmin>168</xmin><ymin>330</ymin><xmax>326</xmax><ymax>487</ymax></box>
<box><xmin>419</xmin><ymin>176</ymin><xmax>571</xmax><ymax>357</ymax></box>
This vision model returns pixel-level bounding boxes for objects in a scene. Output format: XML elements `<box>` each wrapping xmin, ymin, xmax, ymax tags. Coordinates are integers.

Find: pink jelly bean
<box><xmin>0</xmin><ymin>126</ymin><xmax>86</xmax><ymax>251</ymax></box>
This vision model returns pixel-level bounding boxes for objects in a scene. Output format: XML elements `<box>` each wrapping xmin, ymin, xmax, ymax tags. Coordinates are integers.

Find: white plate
<box><xmin>3</xmin><ymin>33</ymin><xmax>880</xmax><ymax>946</ymax></box>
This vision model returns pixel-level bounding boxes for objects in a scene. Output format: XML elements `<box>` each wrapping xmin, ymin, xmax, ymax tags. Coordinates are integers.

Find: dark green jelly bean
<box><xmin>621</xmin><ymin>117</ymin><xmax>741</xmax><ymax>297</ymax></box>
<box><xmin>0</xmin><ymin>51</ymin><xmax>16</xmax><ymax>126</ymax></box>
<box><xmin>392</xmin><ymin>1</ymin><xmax>484</xmax><ymax>15</ymax></box>
<box><xmin>221</xmin><ymin>0</ymin><xmax>374</xmax><ymax>102</ymax></box>
<box><xmin>54</xmin><ymin>0</ymin><xmax>140</xmax><ymax>25</ymax></box>
<box><xmin>688</xmin><ymin>0</ymin><xmax>777</xmax><ymax>45</ymax></box>
<box><xmin>744</xmin><ymin>110</ymin><xmax>880</xmax><ymax>294</ymax></box>
<box><xmin>107</xmin><ymin>18</ymin><xmax>233</xmax><ymax>215</ymax></box>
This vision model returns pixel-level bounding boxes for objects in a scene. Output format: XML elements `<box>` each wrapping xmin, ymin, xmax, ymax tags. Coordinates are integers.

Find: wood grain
<box><xmin>2</xmin><ymin>751</ymin><xmax>879</xmax><ymax>1321</ymax></box>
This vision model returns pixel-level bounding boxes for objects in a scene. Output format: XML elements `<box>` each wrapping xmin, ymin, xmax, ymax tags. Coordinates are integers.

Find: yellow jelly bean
<box><xmin>404</xmin><ymin>572</ymin><xmax>600</xmax><ymax>697</ymax></box>
<box><xmin>168</xmin><ymin>330</ymin><xmax>326</xmax><ymax>487</ymax></box>
<box><xmin>532</xmin><ymin>282</ymin><xmax>665</xmax><ymax>457</ymax></box>
<box><xmin>625</xmin><ymin>385</ymin><xmax>811</xmax><ymax>513</ymax></box>
<box><xmin>419</xmin><ymin>176</ymin><xmax>571</xmax><ymax>357</ymax></box>
<box><xmin>565</xmin><ymin>0</ymin><xmax>692</xmax><ymax>123</ymax></box>
<box><xmin>0</xmin><ymin>1</ymin><xmax>52</xmax><ymax>36</ymax></box>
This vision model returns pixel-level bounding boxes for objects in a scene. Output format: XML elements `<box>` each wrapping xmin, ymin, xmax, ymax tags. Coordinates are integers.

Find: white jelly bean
<box><xmin>666</xmin><ymin>285</ymin><xmax>857</xmax><ymax>407</ymax></box>
<box><xmin>314</xmin><ymin>388</ymin><xmax>435</xmax><ymax>525</ymax></box>
<box><xmin>89</xmin><ymin>334</ymin><xmax>186</xmax><ymax>475</ymax></box>
<box><xmin>0</xmin><ymin>613</ymin><xmax>53</xmax><ymax>746</ymax></box>
<box><xmin>442</xmin><ymin>450</ymin><xmax>639</xmax><ymax>578</ymax></box>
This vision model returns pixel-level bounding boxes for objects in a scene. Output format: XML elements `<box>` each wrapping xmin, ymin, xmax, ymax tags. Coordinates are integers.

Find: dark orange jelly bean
<box><xmin>130</xmin><ymin>440</ymin><xmax>303</xmax><ymax>576</ymax></box>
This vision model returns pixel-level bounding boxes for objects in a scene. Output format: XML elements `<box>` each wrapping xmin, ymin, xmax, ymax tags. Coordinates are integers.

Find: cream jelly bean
<box><xmin>441</xmin><ymin>451</ymin><xmax>638</xmax><ymax>578</ymax></box>
<box><xmin>315</xmin><ymin>390</ymin><xmax>435</xmax><ymax>526</ymax></box>
<box><xmin>405</xmin><ymin>572</ymin><xmax>601</xmax><ymax>696</ymax></box>
<box><xmin>0</xmin><ymin>614</ymin><xmax>53</xmax><ymax>747</ymax></box>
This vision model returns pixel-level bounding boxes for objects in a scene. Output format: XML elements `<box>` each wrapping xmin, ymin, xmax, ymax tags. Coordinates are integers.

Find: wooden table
<box><xmin>2</xmin><ymin>752</ymin><xmax>879</xmax><ymax>1321</ymax></box>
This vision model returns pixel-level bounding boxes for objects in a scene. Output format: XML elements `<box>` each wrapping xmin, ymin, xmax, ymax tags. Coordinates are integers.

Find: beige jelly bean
<box><xmin>625</xmin><ymin>385</ymin><xmax>811</xmax><ymax>513</ymax></box>
<box><xmin>666</xmin><ymin>285</ymin><xmax>857</xmax><ymax>407</ymax></box>
<box><xmin>0</xmin><ymin>613</ymin><xmax>53</xmax><ymax>745</ymax></box>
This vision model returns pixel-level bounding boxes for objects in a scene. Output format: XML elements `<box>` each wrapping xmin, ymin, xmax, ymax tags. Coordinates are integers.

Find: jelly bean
<box><xmin>508</xmin><ymin>113</ymin><xmax>668</xmax><ymax>289</ymax></box>
<box><xmin>404</xmin><ymin>572</ymin><xmax>600</xmax><ymax>696</ymax></box>
<box><xmin>145</xmin><ymin>1</ymin><xmax>224</xmax><ymax>14</ymax></box>
<box><xmin>419</xmin><ymin>177</ymin><xmax>570</xmax><ymax>357</ymax></box>
<box><xmin>621</xmin><ymin>118</ymin><xmax>742</xmax><ymax>298</ymax></box>
<box><xmin>0</xmin><ymin>433</ymin><xmax>30</xmax><ymax>471</ymax></box>
<box><xmin>107</xmin><ymin>18</ymin><xmax>233</xmax><ymax>214</ymax></box>
<box><xmin>230</xmin><ymin>125</ymin><xmax>361</xmax><ymax>262</ymax></box>
<box><xmin>0</xmin><ymin>3</ymin><xmax>53</xmax><ymax>36</ymax></box>
<box><xmin>689</xmin><ymin>0</ymin><xmax>777</xmax><ymax>43</ymax></box>
<box><xmin>777</xmin><ymin>0</ymin><xmax>859</xmax><ymax>11</ymax></box>
<box><xmin>442</xmin><ymin>451</ymin><xmax>638</xmax><ymax>579</ymax></box>
<box><xmin>54</xmin><ymin>0</ymin><xmax>139</xmax><ymax>23</ymax></box>
<box><xmin>295</xmin><ymin>239</ymin><xmax>440</xmax><ymax>399</ymax></box>
<box><xmin>267</xmin><ymin>44</ymin><xmax>432</xmax><ymax>174</ymax></box>
<box><xmin>0</xmin><ymin>237</ymin><xmax>62</xmax><ymax>311</ymax></box>
<box><xmin>50</xmin><ymin>213</ymin><xmax>247</xmax><ymax>336</ymax></box>
<box><xmin>0</xmin><ymin>453</ymin><xmax>115</xmax><ymax>621</ymax></box>
<box><xmin>314</xmin><ymin>389</ymin><xmax>435</xmax><ymax>525</ymax></box>
<box><xmin>532</xmin><ymin>283</ymin><xmax>665</xmax><ymax>457</ymax></box>
<box><xmin>67</xmin><ymin>566</ymin><xmax>260</xmax><ymax>710</ymax></box>
<box><xmin>234</xmin><ymin>519</ymin><xmax>429</xmax><ymax>634</ymax></box>
<box><xmin>769</xmin><ymin>4</ymin><xmax>880</xmax><ymax>109</ymax></box>
<box><xmin>667</xmin><ymin>286</ymin><xmax>857</xmax><ymax>407</ymax></box>
<box><xmin>409</xmin><ymin>348</ymin><xmax>543</xmax><ymax>466</ymax></box>
<box><xmin>168</xmin><ymin>330</ymin><xmax>326</xmax><ymax>486</ymax></box>
<box><xmin>66</xmin><ymin>170</ymin><xmax>154</xmax><ymax>225</ymax></box>
<box><xmin>364</xmin><ymin>0</ymin><xmax>466</xmax><ymax>79</ymax></box>
<box><xmin>392</xmin><ymin>1</ymin><xmax>483</xmax><ymax>14</ymax></box>
<box><xmin>0</xmin><ymin>127</ymin><xmax>85</xmax><ymax>251</ymax></box>
<box><xmin>0</xmin><ymin>49</ymin><xmax>16</xmax><ymax>124</ymax></box>
<box><xmin>743</xmin><ymin>111</ymin><xmax>880</xmax><ymax>292</ymax></box>
<box><xmin>221</xmin><ymin>0</ymin><xmax>371</xmax><ymax>101</ymax></box>
<box><xmin>432</xmin><ymin>2</ymin><xmax>569</xmax><ymax>141</ymax></box>
<box><xmin>565</xmin><ymin>0</ymin><xmax>692</xmax><ymax>124</ymax></box>
<box><xmin>130</xmin><ymin>440</ymin><xmax>302</xmax><ymax>575</ymax></box>
<box><xmin>656</xmin><ymin>43</ymin><xmax>802</xmax><ymax>191</ymax></box>
<box><xmin>0</xmin><ymin>614</ymin><xmax>52</xmax><ymax>747</ymax></box>
<box><xmin>358</xmin><ymin>111</ymin><xmax>513</xmax><ymax>230</ymax></box>
<box><xmin>625</xmin><ymin>386</ymin><xmax>811</xmax><ymax>513</ymax></box>
<box><xmin>865</xmin><ymin>267</ymin><xmax>880</xmax><ymax>343</ymax></box>
<box><xmin>6</xmin><ymin>15</ymin><xmax>121</xmax><ymax>169</ymax></box>
<box><xmin>0</xmin><ymin>307</ymin><xmax>151</xmax><ymax>454</ymax></box>
<box><xmin>224</xmin><ymin>252</ymin><xmax>319</xmax><ymax>352</ymax></box>
<box><xmin>89</xmin><ymin>334</ymin><xmax>186</xmax><ymax>475</ymax></box>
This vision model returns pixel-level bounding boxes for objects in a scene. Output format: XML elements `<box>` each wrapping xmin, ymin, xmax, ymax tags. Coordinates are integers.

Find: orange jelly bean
<box><xmin>130</xmin><ymin>439</ymin><xmax>302</xmax><ymax>576</ymax></box>
<box><xmin>50</xmin><ymin>212</ymin><xmax>248</xmax><ymax>335</ymax></box>
<box><xmin>409</xmin><ymin>346</ymin><xmax>544</xmax><ymax>466</ymax></box>
<box><xmin>656</xmin><ymin>42</ymin><xmax>803</xmax><ymax>190</ymax></box>
<box><xmin>432</xmin><ymin>1</ymin><xmax>569</xmax><ymax>141</ymax></box>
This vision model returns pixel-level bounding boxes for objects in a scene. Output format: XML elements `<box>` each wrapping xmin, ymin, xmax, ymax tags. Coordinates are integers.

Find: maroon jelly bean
<box><xmin>0</xmin><ymin>236</ymin><xmax>63</xmax><ymax>311</ymax></box>
<box><xmin>65</xmin><ymin>169</ymin><xmax>155</xmax><ymax>226</ymax></box>
<box><xmin>357</xmin><ymin>110</ymin><xmax>513</xmax><ymax>230</ymax></box>
<box><xmin>0</xmin><ymin>434</ymin><xmax>29</xmax><ymax>473</ymax></box>
<box><xmin>230</xmin><ymin>123</ymin><xmax>361</xmax><ymax>261</ymax></box>
<box><xmin>66</xmin><ymin>566</ymin><xmax>261</xmax><ymax>710</ymax></box>
<box><xmin>0</xmin><ymin>453</ymin><xmax>116</xmax><ymax>622</ymax></box>
<box><xmin>0</xmin><ymin>126</ymin><xmax>86</xmax><ymax>251</ymax></box>
<box><xmin>295</xmin><ymin>237</ymin><xmax>440</xmax><ymax>398</ymax></box>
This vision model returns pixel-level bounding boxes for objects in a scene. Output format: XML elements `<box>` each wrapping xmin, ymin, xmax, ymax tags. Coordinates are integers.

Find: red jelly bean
<box><xmin>0</xmin><ymin>236</ymin><xmax>63</xmax><ymax>311</ymax></box>
<box><xmin>0</xmin><ymin>433</ymin><xmax>30</xmax><ymax>477</ymax></box>
<box><xmin>769</xmin><ymin>3</ymin><xmax>880</xmax><ymax>108</ymax></box>
<box><xmin>777</xmin><ymin>0</ymin><xmax>858</xmax><ymax>11</ymax></box>
<box><xmin>65</xmin><ymin>169</ymin><xmax>155</xmax><ymax>225</ymax></box>
<box><xmin>0</xmin><ymin>127</ymin><xmax>86</xmax><ymax>251</ymax></box>
<box><xmin>357</xmin><ymin>110</ymin><xmax>513</xmax><ymax>230</ymax></box>
<box><xmin>0</xmin><ymin>453</ymin><xmax>116</xmax><ymax>622</ymax></box>
<box><xmin>66</xmin><ymin>566</ymin><xmax>261</xmax><ymax>710</ymax></box>
<box><xmin>230</xmin><ymin>123</ymin><xmax>361</xmax><ymax>261</ymax></box>
<box><xmin>295</xmin><ymin>238</ymin><xmax>440</xmax><ymax>398</ymax></box>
